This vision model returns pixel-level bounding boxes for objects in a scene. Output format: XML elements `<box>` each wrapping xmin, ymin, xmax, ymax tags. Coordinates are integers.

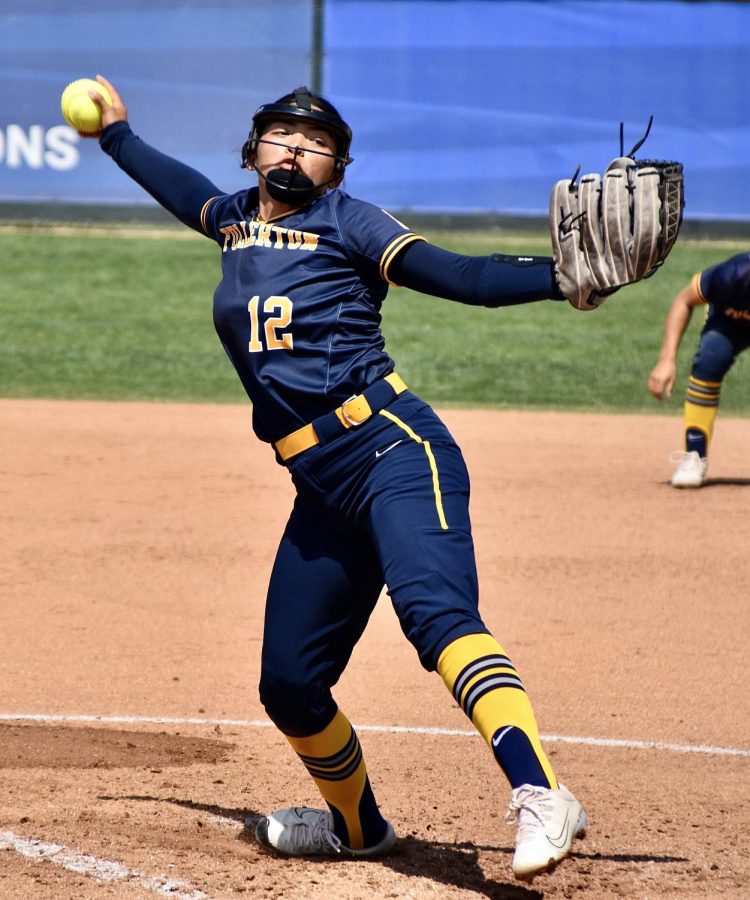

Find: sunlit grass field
<box><xmin>1</xmin><ymin>224</ymin><xmax>747</xmax><ymax>413</ymax></box>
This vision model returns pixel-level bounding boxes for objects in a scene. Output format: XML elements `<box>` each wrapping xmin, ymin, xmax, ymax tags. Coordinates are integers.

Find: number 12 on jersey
<box><xmin>248</xmin><ymin>296</ymin><xmax>294</xmax><ymax>352</ymax></box>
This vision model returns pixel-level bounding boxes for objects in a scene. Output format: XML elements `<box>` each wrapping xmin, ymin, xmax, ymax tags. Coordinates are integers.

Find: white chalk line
<box><xmin>1</xmin><ymin>713</ymin><xmax>747</xmax><ymax>896</ymax></box>
<box><xmin>0</xmin><ymin>831</ymin><xmax>207</xmax><ymax>900</ymax></box>
<box><xmin>1</xmin><ymin>712</ymin><xmax>748</xmax><ymax>757</ymax></box>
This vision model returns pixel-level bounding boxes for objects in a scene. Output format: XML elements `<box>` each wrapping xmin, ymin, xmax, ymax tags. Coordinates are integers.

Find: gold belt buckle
<box><xmin>340</xmin><ymin>393</ymin><xmax>368</xmax><ymax>427</ymax></box>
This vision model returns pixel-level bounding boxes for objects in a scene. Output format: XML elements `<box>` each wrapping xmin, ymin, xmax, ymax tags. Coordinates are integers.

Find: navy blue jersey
<box><xmin>695</xmin><ymin>252</ymin><xmax>750</xmax><ymax>326</ymax></box>
<box><xmin>200</xmin><ymin>188</ymin><xmax>424</xmax><ymax>443</ymax></box>
<box><xmin>99</xmin><ymin>122</ymin><xmax>557</xmax><ymax>446</ymax></box>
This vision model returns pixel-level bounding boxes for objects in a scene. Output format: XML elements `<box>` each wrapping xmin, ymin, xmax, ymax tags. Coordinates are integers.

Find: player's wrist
<box><xmin>550</xmin><ymin>269</ymin><xmax>566</xmax><ymax>301</ymax></box>
<box><xmin>99</xmin><ymin>119</ymin><xmax>132</xmax><ymax>152</ymax></box>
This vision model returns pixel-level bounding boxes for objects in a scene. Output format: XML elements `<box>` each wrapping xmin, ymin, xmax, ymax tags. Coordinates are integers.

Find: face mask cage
<box><xmin>240</xmin><ymin>89</ymin><xmax>353</xmax><ymax>173</ymax></box>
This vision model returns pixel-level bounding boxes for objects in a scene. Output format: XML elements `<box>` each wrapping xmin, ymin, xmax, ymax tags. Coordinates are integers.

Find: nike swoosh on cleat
<box><xmin>375</xmin><ymin>440</ymin><xmax>403</xmax><ymax>458</ymax></box>
<box><xmin>545</xmin><ymin>813</ymin><xmax>571</xmax><ymax>850</ymax></box>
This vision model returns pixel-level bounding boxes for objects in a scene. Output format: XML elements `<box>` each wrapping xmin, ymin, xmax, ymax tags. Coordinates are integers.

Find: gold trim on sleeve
<box><xmin>692</xmin><ymin>271</ymin><xmax>709</xmax><ymax>304</ymax></box>
<box><xmin>200</xmin><ymin>196</ymin><xmax>220</xmax><ymax>233</ymax></box>
<box><xmin>379</xmin><ymin>233</ymin><xmax>426</xmax><ymax>284</ymax></box>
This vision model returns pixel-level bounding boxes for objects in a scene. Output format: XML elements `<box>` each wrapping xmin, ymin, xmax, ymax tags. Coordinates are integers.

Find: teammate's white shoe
<box><xmin>254</xmin><ymin>806</ymin><xmax>396</xmax><ymax>857</ymax></box>
<box><xmin>505</xmin><ymin>784</ymin><xmax>587</xmax><ymax>881</ymax></box>
<box><xmin>669</xmin><ymin>450</ymin><xmax>708</xmax><ymax>488</ymax></box>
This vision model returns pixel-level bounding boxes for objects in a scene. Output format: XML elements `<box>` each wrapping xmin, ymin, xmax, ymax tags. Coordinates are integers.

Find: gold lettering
<box><xmin>301</xmin><ymin>231</ymin><xmax>319</xmax><ymax>251</ymax></box>
<box><xmin>256</xmin><ymin>223</ymin><xmax>274</xmax><ymax>248</ymax></box>
<box><xmin>229</xmin><ymin>224</ymin><xmax>244</xmax><ymax>249</ymax></box>
<box><xmin>220</xmin><ymin>222</ymin><xmax>320</xmax><ymax>252</ymax></box>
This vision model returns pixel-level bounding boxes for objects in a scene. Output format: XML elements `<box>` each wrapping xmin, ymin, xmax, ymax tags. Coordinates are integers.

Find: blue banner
<box><xmin>325</xmin><ymin>1</ymin><xmax>750</xmax><ymax>222</ymax></box>
<box><xmin>0</xmin><ymin>0</ymin><xmax>313</xmax><ymax>204</ymax></box>
<box><xmin>1</xmin><ymin>1</ymin><xmax>748</xmax><ymax>221</ymax></box>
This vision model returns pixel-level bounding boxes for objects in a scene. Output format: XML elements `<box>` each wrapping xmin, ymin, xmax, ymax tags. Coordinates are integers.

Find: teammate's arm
<box><xmin>87</xmin><ymin>75</ymin><xmax>222</xmax><ymax>234</ymax></box>
<box><xmin>647</xmin><ymin>280</ymin><xmax>704</xmax><ymax>400</ymax></box>
<box><xmin>388</xmin><ymin>241</ymin><xmax>564</xmax><ymax>307</ymax></box>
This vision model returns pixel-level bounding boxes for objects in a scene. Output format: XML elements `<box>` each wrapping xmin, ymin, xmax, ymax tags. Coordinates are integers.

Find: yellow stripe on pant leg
<box><xmin>378</xmin><ymin>409</ymin><xmax>448</xmax><ymax>530</ymax></box>
<box><xmin>437</xmin><ymin>633</ymin><xmax>558</xmax><ymax>789</ymax></box>
<box><xmin>284</xmin><ymin>710</ymin><xmax>368</xmax><ymax>849</ymax></box>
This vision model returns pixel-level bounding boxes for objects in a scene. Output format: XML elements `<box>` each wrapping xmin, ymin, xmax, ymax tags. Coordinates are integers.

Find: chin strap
<box><xmin>255</xmin><ymin>140</ymin><xmax>342</xmax><ymax>205</ymax></box>
<box><xmin>263</xmin><ymin>167</ymin><xmax>318</xmax><ymax>204</ymax></box>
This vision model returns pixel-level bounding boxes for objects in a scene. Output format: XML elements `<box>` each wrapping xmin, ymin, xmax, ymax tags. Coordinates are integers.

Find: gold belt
<box><xmin>274</xmin><ymin>372</ymin><xmax>408</xmax><ymax>462</ymax></box>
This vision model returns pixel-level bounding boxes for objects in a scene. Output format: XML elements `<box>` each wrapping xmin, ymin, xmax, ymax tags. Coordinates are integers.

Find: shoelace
<box><xmin>503</xmin><ymin>786</ymin><xmax>554</xmax><ymax>842</ymax></box>
<box><xmin>290</xmin><ymin>811</ymin><xmax>342</xmax><ymax>854</ymax></box>
<box><xmin>669</xmin><ymin>450</ymin><xmax>702</xmax><ymax>467</ymax></box>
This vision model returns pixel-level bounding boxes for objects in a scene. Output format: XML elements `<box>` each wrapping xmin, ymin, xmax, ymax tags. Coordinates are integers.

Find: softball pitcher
<box><xmin>82</xmin><ymin>75</ymin><xmax>587</xmax><ymax>882</ymax></box>
<box><xmin>648</xmin><ymin>253</ymin><xmax>750</xmax><ymax>487</ymax></box>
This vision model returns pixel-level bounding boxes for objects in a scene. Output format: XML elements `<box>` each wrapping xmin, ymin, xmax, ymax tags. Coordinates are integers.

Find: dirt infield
<box><xmin>2</xmin><ymin>398</ymin><xmax>748</xmax><ymax>899</ymax></box>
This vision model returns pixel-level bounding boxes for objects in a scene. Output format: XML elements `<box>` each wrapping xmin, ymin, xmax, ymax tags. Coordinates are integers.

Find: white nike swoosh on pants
<box><xmin>375</xmin><ymin>439</ymin><xmax>403</xmax><ymax>458</ymax></box>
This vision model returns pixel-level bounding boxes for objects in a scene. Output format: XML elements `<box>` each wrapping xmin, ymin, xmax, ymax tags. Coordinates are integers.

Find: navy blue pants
<box><xmin>691</xmin><ymin>313</ymin><xmax>750</xmax><ymax>381</ymax></box>
<box><xmin>259</xmin><ymin>393</ymin><xmax>489</xmax><ymax>736</ymax></box>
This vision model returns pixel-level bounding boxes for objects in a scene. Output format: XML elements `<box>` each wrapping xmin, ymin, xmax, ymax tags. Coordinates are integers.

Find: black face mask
<box><xmin>256</xmin><ymin>141</ymin><xmax>339</xmax><ymax>206</ymax></box>
<box><xmin>264</xmin><ymin>166</ymin><xmax>318</xmax><ymax>205</ymax></box>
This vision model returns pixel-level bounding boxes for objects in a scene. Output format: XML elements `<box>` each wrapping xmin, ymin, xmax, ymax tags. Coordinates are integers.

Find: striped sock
<box><xmin>437</xmin><ymin>633</ymin><xmax>557</xmax><ymax>789</ymax></box>
<box><xmin>284</xmin><ymin>709</ymin><xmax>388</xmax><ymax>850</ymax></box>
<box><xmin>686</xmin><ymin>427</ymin><xmax>708</xmax><ymax>458</ymax></box>
<box><xmin>684</xmin><ymin>377</ymin><xmax>721</xmax><ymax>454</ymax></box>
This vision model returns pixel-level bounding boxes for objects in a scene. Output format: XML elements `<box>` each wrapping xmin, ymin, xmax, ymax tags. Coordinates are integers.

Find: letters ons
<box><xmin>0</xmin><ymin>125</ymin><xmax>80</xmax><ymax>170</ymax></box>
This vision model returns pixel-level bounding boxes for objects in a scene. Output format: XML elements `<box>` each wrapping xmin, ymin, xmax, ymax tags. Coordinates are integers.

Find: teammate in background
<box><xmin>82</xmin><ymin>74</ymin><xmax>587</xmax><ymax>883</ymax></box>
<box><xmin>648</xmin><ymin>253</ymin><xmax>750</xmax><ymax>488</ymax></box>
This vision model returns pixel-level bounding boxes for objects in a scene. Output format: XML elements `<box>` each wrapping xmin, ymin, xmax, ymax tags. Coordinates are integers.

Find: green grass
<box><xmin>1</xmin><ymin>225</ymin><xmax>748</xmax><ymax>414</ymax></box>
<box><xmin>0</xmin><ymin>227</ymin><xmax>244</xmax><ymax>403</ymax></box>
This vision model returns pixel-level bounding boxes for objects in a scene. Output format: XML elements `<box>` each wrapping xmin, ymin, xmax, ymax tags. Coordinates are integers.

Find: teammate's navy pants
<box><xmin>691</xmin><ymin>318</ymin><xmax>750</xmax><ymax>382</ymax></box>
<box><xmin>259</xmin><ymin>393</ymin><xmax>489</xmax><ymax>736</ymax></box>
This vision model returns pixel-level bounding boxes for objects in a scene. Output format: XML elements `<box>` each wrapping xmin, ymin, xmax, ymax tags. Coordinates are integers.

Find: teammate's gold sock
<box><xmin>284</xmin><ymin>709</ymin><xmax>387</xmax><ymax>850</ymax></box>
<box><xmin>437</xmin><ymin>633</ymin><xmax>557</xmax><ymax>790</ymax></box>
<box><xmin>684</xmin><ymin>376</ymin><xmax>721</xmax><ymax>456</ymax></box>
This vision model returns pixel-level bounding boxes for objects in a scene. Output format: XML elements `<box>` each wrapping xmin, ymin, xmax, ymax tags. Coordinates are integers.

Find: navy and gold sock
<box><xmin>284</xmin><ymin>709</ymin><xmax>388</xmax><ymax>850</ymax></box>
<box><xmin>437</xmin><ymin>633</ymin><xmax>557</xmax><ymax>789</ymax></box>
<box><xmin>684</xmin><ymin>377</ymin><xmax>721</xmax><ymax>456</ymax></box>
<box><xmin>686</xmin><ymin>427</ymin><xmax>708</xmax><ymax>458</ymax></box>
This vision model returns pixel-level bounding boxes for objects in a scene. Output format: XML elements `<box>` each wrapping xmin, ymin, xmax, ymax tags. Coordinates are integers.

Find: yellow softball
<box><xmin>60</xmin><ymin>78</ymin><xmax>112</xmax><ymax>133</ymax></box>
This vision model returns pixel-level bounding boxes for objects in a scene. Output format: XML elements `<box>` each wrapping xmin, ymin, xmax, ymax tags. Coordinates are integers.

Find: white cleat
<box><xmin>505</xmin><ymin>783</ymin><xmax>588</xmax><ymax>882</ymax></box>
<box><xmin>669</xmin><ymin>450</ymin><xmax>708</xmax><ymax>488</ymax></box>
<box><xmin>254</xmin><ymin>806</ymin><xmax>396</xmax><ymax>858</ymax></box>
